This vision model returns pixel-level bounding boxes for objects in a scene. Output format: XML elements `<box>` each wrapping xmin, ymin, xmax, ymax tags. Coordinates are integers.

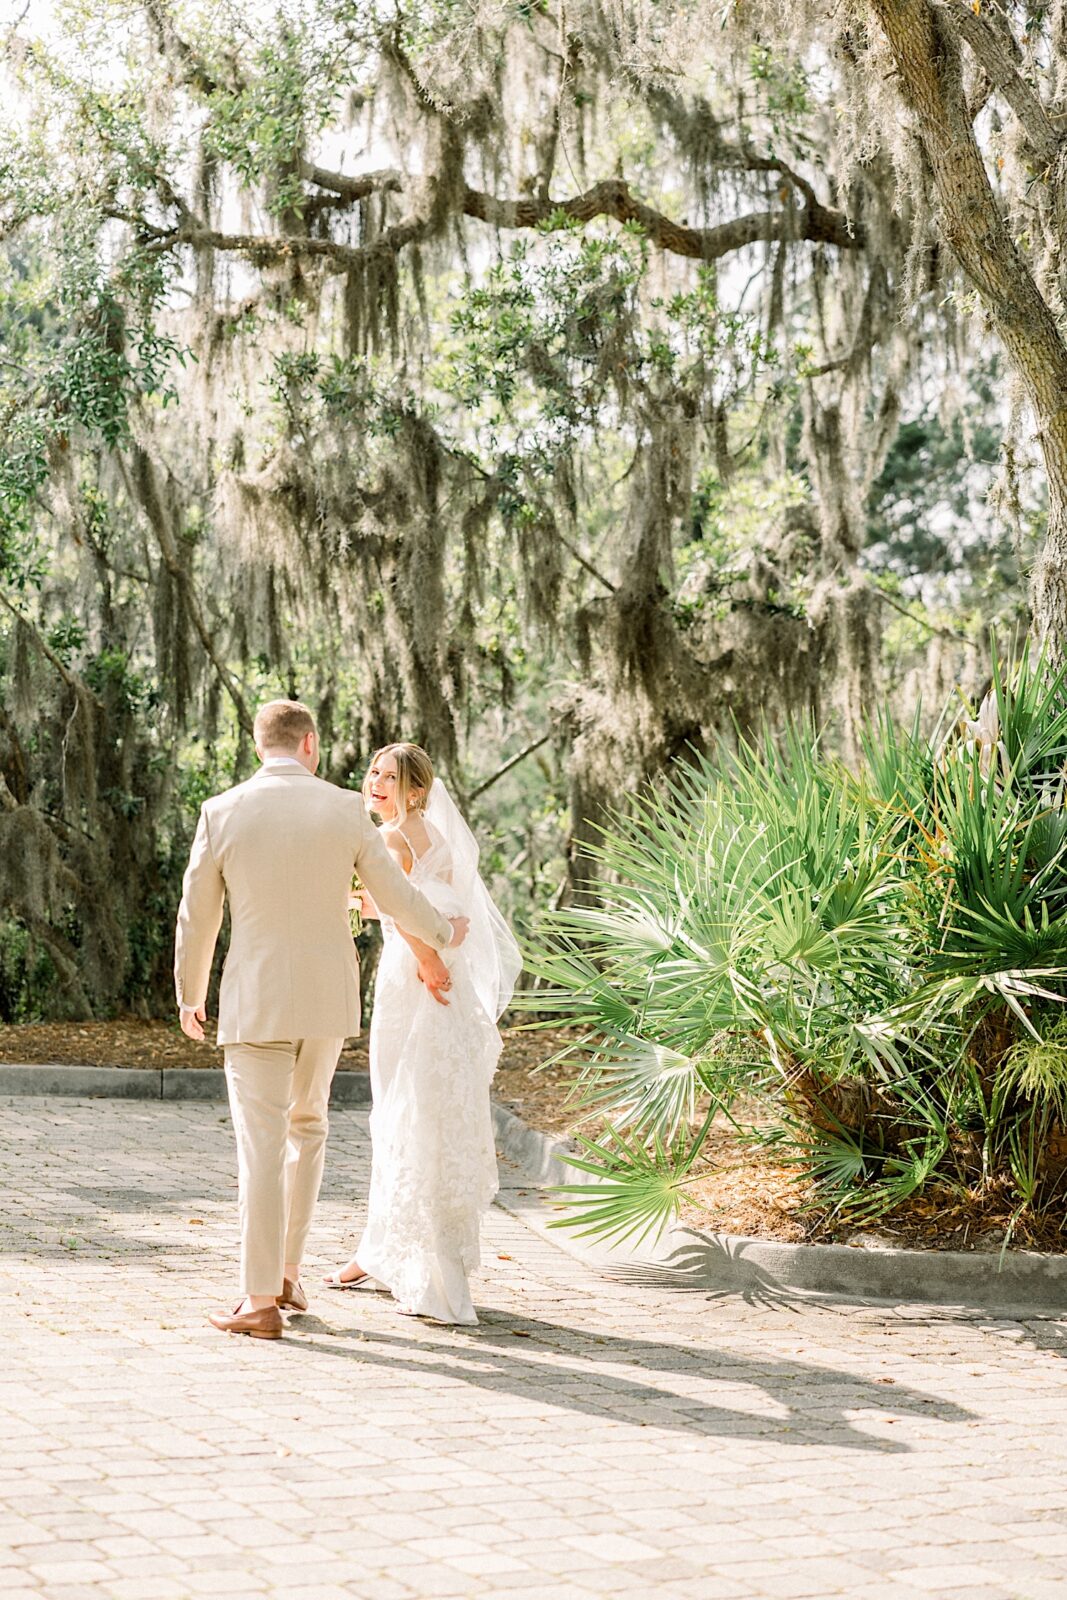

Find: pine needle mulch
<box><xmin>0</xmin><ymin>1018</ymin><xmax>578</xmax><ymax>1078</ymax></box>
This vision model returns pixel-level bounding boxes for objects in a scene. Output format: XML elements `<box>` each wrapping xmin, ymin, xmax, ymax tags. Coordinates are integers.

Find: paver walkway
<box><xmin>0</xmin><ymin>1098</ymin><xmax>1065</xmax><ymax>1600</ymax></box>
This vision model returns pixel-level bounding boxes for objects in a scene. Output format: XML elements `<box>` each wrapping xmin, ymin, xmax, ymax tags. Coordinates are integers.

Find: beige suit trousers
<box><xmin>224</xmin><ymin>1037</ymin><xmax>344</xmax><ymax>1296</ymax></box>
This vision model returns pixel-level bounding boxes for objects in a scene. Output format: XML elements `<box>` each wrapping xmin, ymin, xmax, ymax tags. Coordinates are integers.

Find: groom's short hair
<box><xmin>254</xmin><ymin>699</ymin><xmax>316</xmax><ymax>753</ymax></box>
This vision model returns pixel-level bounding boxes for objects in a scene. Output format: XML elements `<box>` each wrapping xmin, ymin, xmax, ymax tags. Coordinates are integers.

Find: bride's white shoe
<box><xmin>322</xmin><ymin>1265</ymin><xmax>382</xmax><ymax>1291</ymax></box>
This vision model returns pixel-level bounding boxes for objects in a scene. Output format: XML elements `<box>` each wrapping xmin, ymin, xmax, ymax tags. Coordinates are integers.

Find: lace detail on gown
<box><xmin>355</xmin><ymin>819</ymin><xmax>501</xmax><ymax>1324</ymax></box>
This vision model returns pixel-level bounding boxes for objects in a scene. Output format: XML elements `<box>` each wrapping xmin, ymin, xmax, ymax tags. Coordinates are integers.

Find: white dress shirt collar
<box><xmin>260</xmin><ymin>756</ymin><xmax>308</xmax><ymax>771</ymax></box>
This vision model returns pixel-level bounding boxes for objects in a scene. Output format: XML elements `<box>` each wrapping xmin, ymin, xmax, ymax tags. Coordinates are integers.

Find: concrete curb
<box><xmin>490</xmin><ymin>1100</ymin><xmax>1067</xmax><ymax>1316</ymax></box>
<box><xmin>0</xmin><ymin>1063</ymin><xmax>372</xmax><ymax>1105</ymax></box>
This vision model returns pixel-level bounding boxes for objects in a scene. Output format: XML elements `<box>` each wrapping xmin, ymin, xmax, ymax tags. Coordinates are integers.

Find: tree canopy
<box><xmin>0</xmin><ymin>0</ymin><xmax>1057</xmax><ymax>1015</ymax></box>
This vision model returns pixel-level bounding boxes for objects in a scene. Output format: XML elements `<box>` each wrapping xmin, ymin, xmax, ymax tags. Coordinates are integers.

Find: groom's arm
<box><xmin>174</xmin><ymin>805</ymin><xmax>225</xmax><ymax>1031</ymax></box>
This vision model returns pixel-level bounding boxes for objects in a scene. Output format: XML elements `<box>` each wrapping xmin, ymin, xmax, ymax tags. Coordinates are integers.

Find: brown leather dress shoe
<box><xmin>277</xmin><ymin>1279</ymin><xmax>308</xmax><ymax>1313</ymax></box>
<box><xmin>209</xmin><ymin>1303</ymin><xmax>284</xmax><ymax>1339</ymax></box>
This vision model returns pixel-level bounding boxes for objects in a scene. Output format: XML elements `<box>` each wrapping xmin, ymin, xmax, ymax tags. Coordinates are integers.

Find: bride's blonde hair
<box><xmin>364</xmin><ymin>742</ymin><xmax>434</xmax><ymax>823</ymax></box>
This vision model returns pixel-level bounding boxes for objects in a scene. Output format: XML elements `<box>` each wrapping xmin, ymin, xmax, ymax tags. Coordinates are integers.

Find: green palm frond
<box><xmin>933</xmin><ymin>758</ymin><xmax>1067</xmax><ymax>927</ymax></box>
<box><xmin>938</xmin><ymin>896</ymin><xmax>1067</xmax><ymax>976</ymax></box>
<box><xmin>560</xmin><ymin>1034</ymin><xmax>707</xmax><ymax>1143</ymax></box>
<box><xmin>1000</xmin><ymin>1015</ymin><xmax>1067</xmax><ymax>1120</ymax></box>
<box><xmin>835</xmin><ymin>1130</ymin><xmax>949</xmax><ymax>1223</ymax></box>
<box><xmin>1007</xmin><ymin>1112</ymin><xmax>1048</xmax><ymax>1209</ymax></box>
<box><xmin>859</xmin><ymin>698</ymin><xmax>937</xmax><ymax>817</ymax></box>
<box><xmin>778</xmin><ymin>1117</ymin><xmax>872</xmax><ymax>1214</ymax></box>
<box><xmin>1025</xmin><ymin>807</ymin><xmax>1067</xmax><ymax>914</ymax></box>
<box><xmin>548</xmin><ymin>1127</ymin><xmax>707</xmax><ymax>1247</ymax></box>
<box><xmin>989</xmin><ymin>641</ymin><xmax>1067</xmax><ymax>786</ymax></box>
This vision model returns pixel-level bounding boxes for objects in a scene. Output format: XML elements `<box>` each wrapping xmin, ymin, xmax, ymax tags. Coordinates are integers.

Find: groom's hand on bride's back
<box><xmin>447</xmin><ymin>916</ymin><xmax>469</xmax><ymax>947</ymax></box>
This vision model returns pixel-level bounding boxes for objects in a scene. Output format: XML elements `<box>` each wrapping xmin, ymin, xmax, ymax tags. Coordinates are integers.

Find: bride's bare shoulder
<box><xmin>404</xmin><ymin>814</ymin><xmax>433</xmax><ymax>855</ymax></box>
<box><xmin>381</xmin><ymin>824</ymin><xmax>413</xmax><ymax>873</ymax></box>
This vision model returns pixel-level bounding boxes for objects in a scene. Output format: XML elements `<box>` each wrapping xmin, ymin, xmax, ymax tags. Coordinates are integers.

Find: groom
<box><xmin>174</xmin><ymin>699</ymin><xmax>468</xmax><ymax>1339</ymax></box>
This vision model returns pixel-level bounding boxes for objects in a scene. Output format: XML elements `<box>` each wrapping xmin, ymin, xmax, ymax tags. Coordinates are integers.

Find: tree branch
<box><xmin>0</xmin><ymin>352</ymin><xmax>35</xmax><ymax>378</ymax></box>
<box><xmin>141</xmin><ymin>216</ymin><xmax>430</xmax><ymax>271</ymax></box>
<box><xmin>469</xmin><ymin>733</ymin><xmax>553</xmax><ymax>800</ymax></box>
<box><xmin>0</xmin><ymin>590</ymin><xmax>105</xmax><ymax>710</ymax></box>
<box><xmin>932</xmin><ymin>0</ymin><xmax>1060</xmax><ymax>169</ymax></box>
<box><xmin>644</xmin><ymin>86</ymin><xmax>854</xmax><ymax>221</ymax></box>
<box><xmin>557</xmin><ymin>532</ymin><xmax>617</xmax><ymax>593</ymax></box>
<box><xmin>462</xmin><ymin>177</ymin><xmax>864</xmax><ymax>257</ymax></box>
<box><xmin>875</xmin><ymin>584</ymin><xmax>978</xmax><ymax>646</ymax></box>
<box><xmin>138</xmin><ymin>169</ymin><xmax>862</xmax><ymax>271</ymax></box>
<box><xmin>298</xmin><ymin>161</ymin><xmax>402</xmax><ymax>202</ymax></box>
<box><xmin>143</xmin><ymin>0</ymin><xmax>219</xmax><ymax>95</ymax></box>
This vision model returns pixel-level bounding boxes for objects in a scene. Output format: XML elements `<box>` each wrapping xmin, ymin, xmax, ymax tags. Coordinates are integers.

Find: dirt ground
<box><xmin>1</xmin><ymin>1018</ymin><xmax>1062</xmax><ymax>1252</ymax></box>
<box><xmin>0</xmin><ymin>1016</ymin><xmax>576</xmax><ymax>1088</ymax></box>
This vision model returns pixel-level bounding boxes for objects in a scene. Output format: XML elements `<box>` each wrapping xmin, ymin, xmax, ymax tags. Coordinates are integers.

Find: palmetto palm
<box><xmin>526</xmin><ymin>648</ymin><xmax>1067</xmax><ymax>1242</ymax></box>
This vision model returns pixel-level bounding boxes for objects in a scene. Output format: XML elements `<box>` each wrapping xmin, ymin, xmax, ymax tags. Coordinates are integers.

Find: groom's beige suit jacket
<box><xmin>174</xmin><ymin>765</ymin><xmax>452</xmax><ymax>1044</ymax></box>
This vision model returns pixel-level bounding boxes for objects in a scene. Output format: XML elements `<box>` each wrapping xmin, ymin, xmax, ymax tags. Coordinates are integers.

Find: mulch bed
<box><xmin>2</xmin><ymin>1018</ymin><xmax>1063</xmax><ymax>1253</ymax></box>
<box><xmin>0</xmin><ymin>1017</ymin><xmax>577</xmax><ymax>1084</ymax></box>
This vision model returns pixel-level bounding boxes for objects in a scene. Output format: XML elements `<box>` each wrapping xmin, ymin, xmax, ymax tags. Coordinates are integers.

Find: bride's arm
<box><xmin>380</xmin><ymin>827</ymin><xmax>452</xmax><ymax>1005</ymax></box>
<box><xmin>397</xmin><ymin>928</ymin><xmax>440</xmax><ymax>963</ymax></box>
<box><xmin>395</xmin><ymin>926</ymin><xmax>452</xmax><ymax>1007</ymax></box>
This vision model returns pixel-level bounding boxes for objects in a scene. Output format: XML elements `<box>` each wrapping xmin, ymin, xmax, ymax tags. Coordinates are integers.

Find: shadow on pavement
<box><xmin>597</xmin><ymin>1233</ymin><xmax>1067</xmax><ymax>1323</ymax></box>
<box><xmin>605</xmin><ymin>1240</ymin><xmax>834</xmax><ymax>1311</ymax></box>
<box><xmin>878</xmin><ymin>1301</ymin><xmax>1067</xmax><ymax>1365</ymax></box>
<box><xmin>285</xmin><ymin>1305</ymin><xmax>973</xmax><ymax>1455</ymax></box>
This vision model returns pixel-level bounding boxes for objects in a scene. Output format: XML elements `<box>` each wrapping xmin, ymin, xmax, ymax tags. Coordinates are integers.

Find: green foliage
<box><xmin>527</xmin><ymin>648</ymin><xmax>1067</xmax><ymax>1240</ymax></box>
<box><xmin>53</xmin><ymin>285</ymin><xmax>185</xmax><ymax>448</ymax></box>
<box><xmin>0</xmin><ymin>229</ymin><xmax>185</xmax><ymax>581</ymax></box>
<box><xmin>1001</xmin><ymin>1014</ymin><xmax>1067</xmax><ymax>1122</ymax></box>
<box><xmin>749</xmin><ymin>44</ymin><xmax>813</xmax><ymax>142</ymax></box>
<box><xmin>549</xmin><ymin>1125</ymin><xmax>710</xmax><ymax>1247</ymax></box>
<box><xmin>865</xmin><ymin>357</ymin><xmax>1040</xmax><ymax>638</ymax></box>
<box><xmin>449</xmin><ymin>229</ymin><xmax>776</xmax><ymax>496</ymax></box>
<box><xmin>202</xmin><ymin>14</ymin><xmax>356</xmax><ymax>214</ymax></box>
<box><xmin>0</xmin><ymin>919</ymin><xmax>57</xmax><ymax>1022</ymax></box>
<box><xmin>448</xmin><ymin>227</ymin><xmax>651</xmax><ymax>496</ymax></box>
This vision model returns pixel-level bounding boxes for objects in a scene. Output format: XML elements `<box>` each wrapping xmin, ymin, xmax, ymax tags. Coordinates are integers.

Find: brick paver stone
<box><xmin>0</xmin><ymin>1098</ymin><xmax>1065</xmax><ymax>1600</ymax></box>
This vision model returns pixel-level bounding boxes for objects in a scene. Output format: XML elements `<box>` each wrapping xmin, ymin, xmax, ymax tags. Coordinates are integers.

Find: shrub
<box><xmin>527</xmin><ymin>645</ymin><xmax>1067</xmax><ymax>1246</ymax></box>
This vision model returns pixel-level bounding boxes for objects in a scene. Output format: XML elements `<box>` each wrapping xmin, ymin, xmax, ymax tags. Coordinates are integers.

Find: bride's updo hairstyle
<box><xmin>364</xmin><ymin>742</ymin><xmax>434</xmax><ymax>823</ymax></box>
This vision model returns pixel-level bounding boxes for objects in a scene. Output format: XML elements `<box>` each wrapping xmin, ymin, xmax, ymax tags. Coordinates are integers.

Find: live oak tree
<box><xmin>730</xmin><ymin>0</ymin><xmax>1067</xmax><ymax>648</ymax></box>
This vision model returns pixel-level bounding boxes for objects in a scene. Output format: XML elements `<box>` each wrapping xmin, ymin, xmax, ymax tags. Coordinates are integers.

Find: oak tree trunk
<box><xmin>868</xmin><ymin>0</ymin><xmax>1067</xmax><ymax>654</ymax></box>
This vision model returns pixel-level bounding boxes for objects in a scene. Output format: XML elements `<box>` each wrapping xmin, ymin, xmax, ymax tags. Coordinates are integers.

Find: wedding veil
<box><xmin>424</xmin><ymin>779</ymin><xmax>522</xmax><ymax>1020</ymax></box>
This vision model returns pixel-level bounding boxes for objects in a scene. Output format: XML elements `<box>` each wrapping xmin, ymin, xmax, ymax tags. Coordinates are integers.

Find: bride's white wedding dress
<box><xmin>355</xmin><ymin>791</ymin><xmax>520</xmax><ymax>1325</ymax></box>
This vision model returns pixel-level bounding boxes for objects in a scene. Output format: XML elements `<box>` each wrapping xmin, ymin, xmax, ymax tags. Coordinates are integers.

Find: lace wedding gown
<box><xmin>355</xmin><ymin>817</ymin><xmax>504</xmax><ymax>1325</ymax></box>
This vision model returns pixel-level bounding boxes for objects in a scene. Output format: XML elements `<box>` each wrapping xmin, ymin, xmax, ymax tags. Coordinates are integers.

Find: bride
<box><xmin>324</xmin><ymin>743</ymin><xmax>522</xmax><ymax>1325</ymax></box>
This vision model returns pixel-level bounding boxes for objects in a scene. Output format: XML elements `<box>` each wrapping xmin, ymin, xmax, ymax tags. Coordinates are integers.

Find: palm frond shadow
<box><xmin>594</xmin><ymin>1233</ymin><xmax>1067</xmax><ymax>1322</ymax></box>
<box><xmin>600</xmin><ymin>1236</ymin><xmax>837</xmax><ymax>1311</ymax></box>
<box><xmin>879</xmin><ymin>1302</ymin><xmax>1067</xmax><ymax>1362</ymax></box>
